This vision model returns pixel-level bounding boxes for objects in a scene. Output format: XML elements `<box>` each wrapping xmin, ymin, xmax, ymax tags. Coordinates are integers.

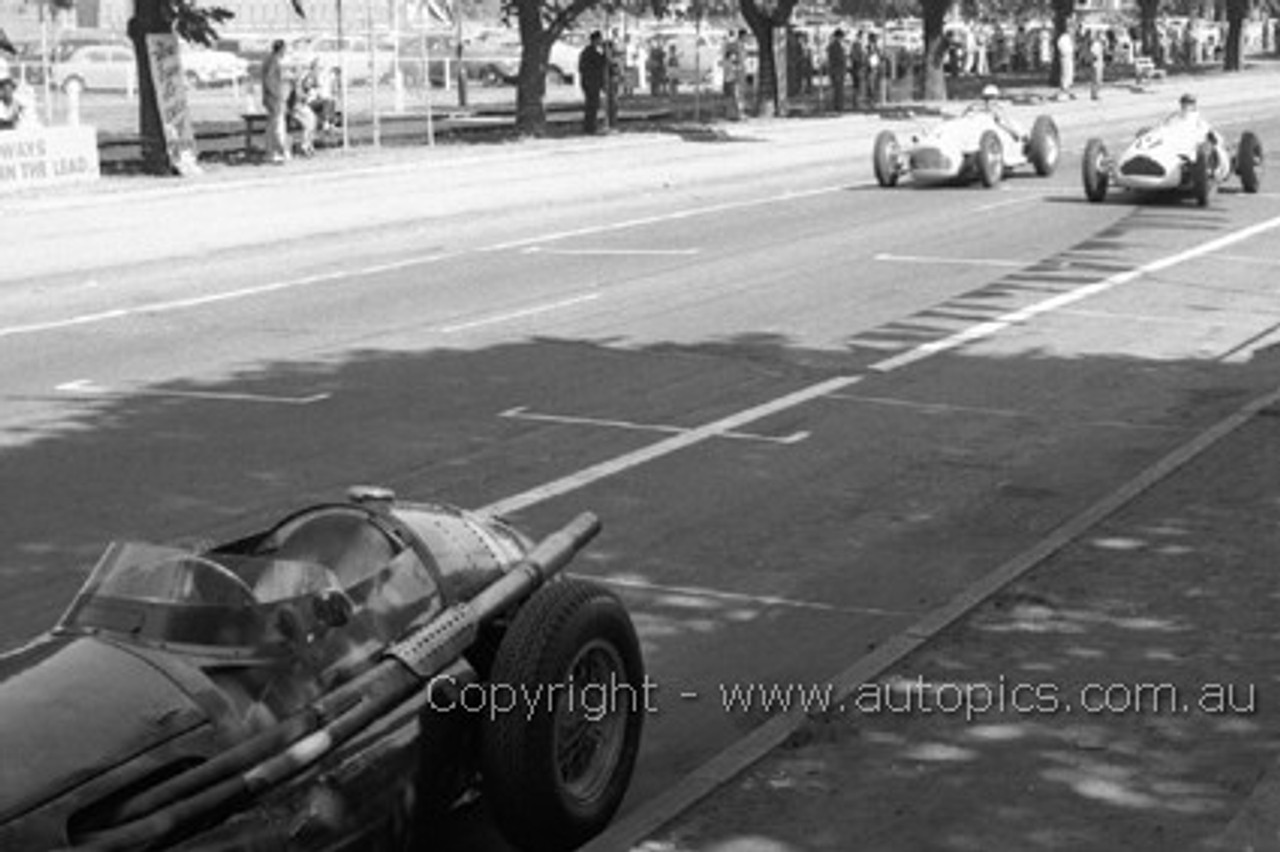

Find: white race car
<box><xmin>1081</xmin><ymin>111</ymin><xmax>1263</xmax><ymax>206</ymax></box>
<box><xmin>873</xmin><ymin>95</ymin><xmax>1060</xmax><ymax>189</ymax></box>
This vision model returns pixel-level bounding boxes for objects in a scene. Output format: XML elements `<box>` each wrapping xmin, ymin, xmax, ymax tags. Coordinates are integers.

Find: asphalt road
<box><xmin>3</xmin><ymin>82</ymin><xmax>1280</xmax><ymax>849</ymax></box>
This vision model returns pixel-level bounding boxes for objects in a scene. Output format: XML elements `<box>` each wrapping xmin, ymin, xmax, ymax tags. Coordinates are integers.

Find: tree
<box><xmin>1223</xmin><ymin>0</ymin><xmax>1248</xmax><ymax>69</ymax></box>
<box><xmin>1136</xmin><ymin>0</ymin><xmax>1161</xmax><ymax>64</ymax></box>
<box><xmin>738</xmin><ymin>0</ymin><xmax>802</xmax><ymax>117</ymax></box>
<box><xmin>920</xmin><ymin>0</ymin><xmax>952</xmax><ymax>100</ymax></box>
<box><xmin>503</xmin><ymin>0</ymin><xmax>605</xmax><ymax>136</ymax></box>
<box><xmin>128</xmin><ymin>0</ymin><xmax>233</xmax><ymax>174</ymax></box>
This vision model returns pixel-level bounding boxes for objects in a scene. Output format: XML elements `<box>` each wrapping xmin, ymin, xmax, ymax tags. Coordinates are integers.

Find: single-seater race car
<box><xmin>0</xmin><ymin>487</ymin><xmax>644</xmax><ymax>852</ymax></box>
<box><xmin>1081</xmin><ymin>94</ymin><xmax>1263</xmax><ymax>206</ymax></box>
<box><xmin>873</xmin><ymin>86</ymin><xmax>1060</xmax><ymax>189</ymax></box>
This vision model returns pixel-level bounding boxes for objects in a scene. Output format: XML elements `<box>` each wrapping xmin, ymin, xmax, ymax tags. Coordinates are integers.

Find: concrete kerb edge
<box><xmin>583</xmin><ymin>382</ymin><xmax>1280</xmax><ymax>852</ymax></box>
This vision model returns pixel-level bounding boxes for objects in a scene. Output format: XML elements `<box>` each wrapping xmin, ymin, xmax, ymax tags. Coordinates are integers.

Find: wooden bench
<box><xmin>1133</xmin><ymin>56</ymin><xmax>1165</xmax><ymax>83</ymax></box>
<box><xmin>242</xmin><ymin>110</ymin><xmax>344</xmax><ymax>154</ymax></box>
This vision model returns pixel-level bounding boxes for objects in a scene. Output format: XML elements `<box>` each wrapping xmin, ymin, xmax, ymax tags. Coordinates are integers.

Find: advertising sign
<box><xmin>145</xmin><ymin>32</ymin><xmax>201</xmax><ymax>175</ymax></box>
<box><xmin>0</xmin><ymin>125</ymin><xmax>100</xmax><ymax>194</ymax></box>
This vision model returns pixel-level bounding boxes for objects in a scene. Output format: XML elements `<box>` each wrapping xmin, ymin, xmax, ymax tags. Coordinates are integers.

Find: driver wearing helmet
<box><xmin>977</xmin><ymin>83</ymin><xmax>1025</xmax><ymax>140</ymax></box>
<box><xmin>1174</xmin><ymin>92</ymin><xmax>1214</xmax><ymax>140</ymax></box>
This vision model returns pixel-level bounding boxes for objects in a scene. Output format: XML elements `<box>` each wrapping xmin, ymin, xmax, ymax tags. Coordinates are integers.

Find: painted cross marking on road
<box><xmin>500</xmin><ymin>405</ymin><xmax>809</xmax><ymax>446</ymax></box>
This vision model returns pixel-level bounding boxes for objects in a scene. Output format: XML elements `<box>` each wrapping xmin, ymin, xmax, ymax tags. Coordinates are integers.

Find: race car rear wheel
<box><xmin>1082</xmin><ymin>138</ymin><xmax>1109</xmax><ymax>203</ymax></box>
<box><xmin>1192</xmin><ymin>141</ymin><xmax>1212</xmax><ymax>207</ymax></box>
<box><xmin>1028</xmin><ymin>115</ymin><xmax>1060</xmax><ymax>176</ymax></box>
<box><xmin>481</xmin><ymin>578</ymin><xmax>645</xmax><ymax>852</ymax></box>
<box><xmin>1237</xmin><ymin>131</ymin><xmax>1263</xmax><ymax>194</ymax></box>
<box><xmin>976</xmin><ymin>130</ymin><xmax>1003</xmax><ymax>188</ymax></box>
<box><xmin>873</xmin><ymin>130</ymin><xmax>901</xmax><ymax>188</ymax></box>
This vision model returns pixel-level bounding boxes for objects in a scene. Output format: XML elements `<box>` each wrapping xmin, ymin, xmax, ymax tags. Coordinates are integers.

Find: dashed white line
<box><xmin>436</xmin><ymin>292</ymin><xmax>601</xmax><ymax>333</ymax></box>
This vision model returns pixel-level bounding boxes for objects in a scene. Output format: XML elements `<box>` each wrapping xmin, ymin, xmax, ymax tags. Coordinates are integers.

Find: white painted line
<box><xmin>973</xmin><ymin>193</ymin><xmax>1044</xmax><ymax>213</ymax></box>
<box><xmin>479</xmin><ymin>375</ymin><xmax>862</xmax><ymax>518</ymax></box>
<box><xmin>874</xmin><ymin>252</ymin><xmax>1029</xmax><ymax>268</ymax></box>
<box><xmin>1055</xmin><ymin>306</ymin><xmax>1270</xmax><ymax>327</ymax></box>
<box><xmin>483</xmin><ymin>213</ymin><xmax>1280</xmax><ymax>519</ymax></box>
<box><xmin>55</xmin><ymin>379</ymin><xmax>330</xmax><ymax>406</ymax></box>
<box><xmin>483</xmin><ymin>185</ymin><xmax>848</xmax><ymax>253</ymax></box>
<box><xmin>436</xmin><ymin>292</ymin><xmax>601</xmax><ymax>333</ymax></box>
<box><xmin>0</xmin><ymin>253</ymin><xmax>459</xmax><ymax>341</ymax></box>
<box><xmin>500</xmin><ymin>405</ymin><xmax>809</xmax><ymax>446</ymax></box>
<box><xmin>582</xmin><ymin>380</ymin><xmax>1280</xmax><ymax>852</ymax></box>
<box><xmin>581</xmin><ymin>574</ymin><xmax>910</xmax><ymax>617</ymax></box>
<box><xmin>521</xmin><ymin>246</ymin><xmax>701</xmax><ymax>257</ymax></box>
<box><xmin>868</xmin><ymin>212</ymin><xmax>1280</xmax><ymax>374</ymax></box>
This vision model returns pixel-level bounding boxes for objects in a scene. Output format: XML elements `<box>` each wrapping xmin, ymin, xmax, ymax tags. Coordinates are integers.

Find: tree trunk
<box><xmin>1138</xmin><ymin>0</ymin><xmax>1160</xmax><ymax>61</ymax></box>
<box><xmin>127</xmin><ymin>0</ymin><xmax>171</xmax><ymax>174</ymax></box>
<box><xmin>750</xmin><ymin>22</ymin><xmax>777</xmax><ymax>117</ymax></box>
<box><xmin>515</xmin><ymin>35</ymin><xmax>551</xmax><ymax>136</ymax></box>
<box><xmin>1223</xmin><ymin>0</ymin><xmax>1245</xmax><ymax>70</ymax></box>
<box><xmin>921</xmin><ymin>0</ymin><xmax>949</xmax><ymax>101</ymax></box>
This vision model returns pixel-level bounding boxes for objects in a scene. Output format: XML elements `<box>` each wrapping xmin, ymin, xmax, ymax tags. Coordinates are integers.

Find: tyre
<box><xmin>1237</xmin><ymin>131</ymin><xmax>1263</xmax><ymax>194</ymax></box>
<box><xmin>976</xmin><ymin>129</ymin><xmax>1003</xmax><ymax>188</ymax></box>
<box><xmin>1192</xmin><ymin>141</ymin><xmax>1212</xmax><ymax>207</ymax></box>
<box><xmin>1082</xmin><ymin>138</ymin><xmax>1109</xmax><ymax>203</ymax></box>
<box><xmin>873</xmin><ymin>130</ymin><xmax>900</xmax><ymax>188</ymax></box>
<box><xmin>481</xmin><ymin>579</ymin><xmax>645</xmax><ymax>852</ymax></box>
<box><xmin>1028</xmin><ymin>115</ymin><xmax>1060</xmax><ymax>176</ymax></box>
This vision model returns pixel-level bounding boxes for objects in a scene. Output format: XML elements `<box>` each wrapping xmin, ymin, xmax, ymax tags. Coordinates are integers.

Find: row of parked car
<box><xmin>7</xmin><ymin>27</ymin><xmax>583</xmax><ymax>95</ymax></box>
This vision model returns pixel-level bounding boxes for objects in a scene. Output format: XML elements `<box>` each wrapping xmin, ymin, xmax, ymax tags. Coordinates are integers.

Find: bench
<box><xmin>1133</xmin><ymin>56</ymin><xmax>1165</xmax><ymax>83</ymax></box>
<box><xmin>242</xmin><ymin>110</ymin><xmax>344</xmax><ymax>154</ymax></box>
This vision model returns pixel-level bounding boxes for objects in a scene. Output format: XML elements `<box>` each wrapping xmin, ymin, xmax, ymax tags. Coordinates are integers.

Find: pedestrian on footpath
<box><xmin>1056</xmin><ymin>26</ymin><xmax>1076</xmax><ymax>98</ymax></box>
<box><xmin>578</xmin><ymin>31</ymin><xmax>607</xmax><ymax>135</ymax></box>
<box><xmin>1089</xmin><ymin>34</ymin><xmax>1105</xmax><ymax>99</ymax></box>
<box><xmin>262</xmin><ymin>40</ymin><xmax>290</xmax><ymax>163</ymax></box>
<box><xmin>826</xmin><ymin>29</ymin><xmax>847</xmax><ymax>113</ymax></box>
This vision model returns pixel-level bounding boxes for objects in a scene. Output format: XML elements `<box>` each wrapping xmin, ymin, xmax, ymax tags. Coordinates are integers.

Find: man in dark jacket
<box><xmin>578</xmin><ymin>31</ymin><xmax>607</xmax><ymax>134</ymax></box>
<box><xmin>826</xmin><ymin>29</ymin><xmax>847</xmax><ymax>113</ymax></box>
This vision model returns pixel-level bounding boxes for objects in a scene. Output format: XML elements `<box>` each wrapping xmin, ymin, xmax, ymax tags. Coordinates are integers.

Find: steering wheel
<box><xmin>154</xmin><ymin>553</ymin><xmax>256</xmax><ymax>603</ymax></box>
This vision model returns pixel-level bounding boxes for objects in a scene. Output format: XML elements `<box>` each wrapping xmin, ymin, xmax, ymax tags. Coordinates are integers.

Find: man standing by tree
<box><xmin>826</xmin><ymin>29</ymin><xmax>847</xmax><ymax>113</ymax></box>
<box><xmin>262</xmin><ymin>39</ymin><xmax>290</xmax><ymax>163</ymax></box>
<box><xmin>578</xmin><ymin>31</ymin><xmax>607</xmax><ymax>135</ymax></box>
<box><xmin>1057</xmin><ymin>25</ymin><xmax>1075</xmax><ymax>97</ymax></box>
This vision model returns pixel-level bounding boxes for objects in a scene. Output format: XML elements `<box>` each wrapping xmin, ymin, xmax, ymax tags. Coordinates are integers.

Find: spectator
<box><xmin>1089</xmin><ymin>34</ymin><xmax>1105</xmax><ymax>98</ymax></box>
<box><xmin>0</xmin><ymin>62</ymin><xmax>36</xmax><ymax>131</ymax></box>
<box><xmin>826</xmin><ymin>29</ymin><xmax>847</xmax><ymax>113</ymax></box>
<box><xmin>288</xmin><ymin>77</ymin><xmax>317</xmax><ymax>157</ymax></box>
<box><xmin>1056</xmin><ymin>26</ymin><xmax>1075</xmax><ymax>97</ymax></box>
<box><xmin>301</xmin><ymin>59</ymin><xmax>337</xmax><ymax>132</ymax></box>
<box><xmin>646</xmin><ymin>42</ymin><xmax>666</xmax><ymax>96</ymax></box>
<box><xmin>849</xmin><ymin>30</ymin><xmax>866</xmax><ymax>110</ymax></box>
<box><xmin>578</xmin><ymin>30</ymin><xmax>607</xmax><ymax>134</ymax></box>
<box><xmin>721</xmin><ymin>31</ymin><xmax>745</xmax><ymax>120</ymax></box>
<box><xmin>866</xmin><ymin>32</ymin><xmax>883</xmax><ymax>106</ymax></box>
<box><xmin>262</xmin><ymin>39</ymin><xmax>289</xmax><ymax>164</ymax></box>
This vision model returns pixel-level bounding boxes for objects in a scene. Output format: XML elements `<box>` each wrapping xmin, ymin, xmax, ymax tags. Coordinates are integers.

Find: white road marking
<box><xmin>500</xmin><ymin>405</ymin><xmax>809</xmax><ymax>445</ymax></box>
<box><xmin>973</xmin><ymin>193</ymin><xmax>1045</xmax><ymax>213</ymax></box>
<box><xmin>480</xmin><ymin>375</ymin><xmax>862</xmax><ymax>517</ymax></box>
<box><xmin>874</xmin><ymin>252</ymin><xmax>1029</xmax><ymax>268</ymax></box>
<box><xmin>0</xmin><ymin>253</ymin><xmax>459</xmax><ymax>341</ymax></box>
<box><xmin>436</xmin><ymin>292</ymin><xmax>601</xmax><ymax>333</ymax></box>
<box><xmin>55</xmin><ymin>379</ymin><xmax>330</xmax><ymax>405</ymax></box>
<box><xmin>1054</xmin><ymin>306</ymin><xmax>1272</xmax><ymax>327</ymax></box>
<box><xmin>521</xmin><ymin>246</ymin><xmax>701</xmax><ymax>257</ymax></box>
<box><xmin>483</xmin><ymin>212</ymin><xmax>1280</xmax><ymax>518</ymax></box>
<box><xmin>579</xmin><ymin>574</ymin><xmax>910</xmax><ymax>617</ymax></box>
<box><xmin>868</xmin><ymin>212</ymin><xmax>1280</xmax><ymax>374</ymax></box>
<box><xmin>482</xmin><ymin>185</ymin><xmax>849</xmax><ymax>253</ymax></box>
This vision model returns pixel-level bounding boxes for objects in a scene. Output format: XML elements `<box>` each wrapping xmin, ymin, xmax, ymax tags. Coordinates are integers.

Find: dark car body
<box><xmin>0</xmin><ymin>488</ymin><xmax>643</xmax><ymax>852</ymax></box>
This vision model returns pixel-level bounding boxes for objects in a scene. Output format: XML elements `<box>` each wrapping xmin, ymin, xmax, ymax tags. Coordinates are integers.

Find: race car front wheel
<box><xmin>873</xmin><ymin>131</ymin><xmax>901</xmax><ymax>188</ymax></box>
<box><xmin>1192</xmin><ymin>141</ymin><xmax>1212</xmax><ymax>207</ymax></box>
<box><xmin>1082</xmin><ymin>138</ymin><xmax>1109</xmax><ymax>203</ymax></box>
<box><xmin>1028</xmin><ymin>115</ymin><xmax>1060</xmax><ymax>176</ymax></box>
<box><xmin>976</xmin><ymin>130</ymin><xmax>1003</xmax><ymax>188</ymax></box>
<box><xmin>1237</xmin><ymin>131</ymin><xmax>1263</xmax><ymax>194</ymax></box>
<box><xmin>481</xmin><ymin>578</ymin><xmax>645</xmax><ymax>852</ymax></box>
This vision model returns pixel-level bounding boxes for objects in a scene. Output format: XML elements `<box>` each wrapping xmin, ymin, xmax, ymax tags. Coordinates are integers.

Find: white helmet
<box><xmin>981</xmin><ymin>84</ymin><xmax>1000</xmax><ymax>100</ymax></box>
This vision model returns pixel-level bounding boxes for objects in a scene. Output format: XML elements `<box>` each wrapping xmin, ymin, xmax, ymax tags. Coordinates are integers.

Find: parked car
<box><xmin>291</xmin><ymin>35</ymin><xmax>397</xmax><ymax>86</ymax></box>
<box><xmin>394</xmin><ymin>33</ymin><xmax>455</xmax><ymax>88</ymax></box>
<box><xmin>51</xmin><ymin>43</ymin><xmax>137</xmax><ymax>93</ymax></box>
<box><xmin>180</xmin><ymin>45</ymin><xmax>250</xmax><ymax>87</ymax></box>
<box><xmin>0</xmin><ymin>487</ymin><xmax>644</xmax><ymax>852</ymax></box>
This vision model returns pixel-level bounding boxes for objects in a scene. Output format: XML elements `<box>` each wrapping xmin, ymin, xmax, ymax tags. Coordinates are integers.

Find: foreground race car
<box><xmin>873</xmin><ymin>92</ymin><xmax>1060</xmax><ymax>189</ymax></box>
<box><xmin>0</xmin><ymin>488</ymin><xmax>644</xmax><ymax>851</ymax></box>
<box><xmin>1081</xmin><ymin>107</ymin><xmax>1263</xmax><ymax>206</ymax></box>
